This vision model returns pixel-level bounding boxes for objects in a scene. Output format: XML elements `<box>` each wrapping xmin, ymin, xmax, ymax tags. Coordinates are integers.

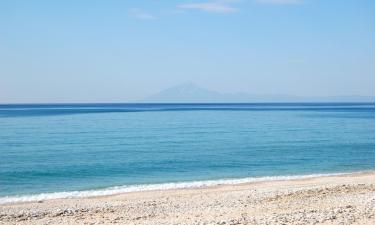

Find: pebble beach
<box><xmin>1</xmin><ymin>172</ymin><xmax>374</xmax><ymax>225</ymax></box>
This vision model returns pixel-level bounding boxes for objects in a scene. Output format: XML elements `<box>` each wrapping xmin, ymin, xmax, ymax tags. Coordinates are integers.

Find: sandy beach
<box><xmin>0</xmin><ymin>172</ymin><xmax>374</xmax><ymax>225</ymax></box>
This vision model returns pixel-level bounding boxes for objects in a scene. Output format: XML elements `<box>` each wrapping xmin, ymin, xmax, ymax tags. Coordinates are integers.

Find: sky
<box><xmin>1</xmin><ymin>0</ymin><xmax>375</xmax><ymax>103</ymax></box>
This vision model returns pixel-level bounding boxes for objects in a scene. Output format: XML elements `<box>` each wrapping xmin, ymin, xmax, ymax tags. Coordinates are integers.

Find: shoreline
<box><xmin>1</xmin><ymin>172</ymin><xmax>375</xmax><ymax>224</ymax></box>
<box><xmin>0</xmin><ymin>171</ymin><xmax>371</xmax><ymax>205</ymax></box>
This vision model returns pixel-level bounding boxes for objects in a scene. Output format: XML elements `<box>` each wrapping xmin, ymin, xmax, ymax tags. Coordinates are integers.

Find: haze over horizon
<box><xmin>1</xmin><ymin>0</ymin><xmax>375</xmax><ymax>103</ymax></box>
<box><xmin>142</xmin><ymin>82</ymin><xmax>375</xmax><ymax>103</ymax></box>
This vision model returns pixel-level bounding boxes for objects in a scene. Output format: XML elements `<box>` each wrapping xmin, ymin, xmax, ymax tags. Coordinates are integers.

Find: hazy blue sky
<box><xmin>1</xmin><ymin>0</ymin><xmax>374</xmax><ymax>103</ymax></box>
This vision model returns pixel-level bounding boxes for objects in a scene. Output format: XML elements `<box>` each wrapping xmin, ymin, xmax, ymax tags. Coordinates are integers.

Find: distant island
<box><xmin>143</xmin><ymin>83</ymin><xmax>375</xmax><ymax>103</ymax></box>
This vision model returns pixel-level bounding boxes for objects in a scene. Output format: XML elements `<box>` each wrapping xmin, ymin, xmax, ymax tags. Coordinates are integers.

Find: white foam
<box><xmin>0</xmin><ymin>172</ymin><xmax>355</xmax><ymax>205</ymax></box>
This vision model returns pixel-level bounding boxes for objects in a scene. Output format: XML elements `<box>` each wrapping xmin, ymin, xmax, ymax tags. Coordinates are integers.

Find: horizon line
<box><xmin>1</xmin><ymin>101</ymin><xmax>375</xmax><ymax>105</ymax></box>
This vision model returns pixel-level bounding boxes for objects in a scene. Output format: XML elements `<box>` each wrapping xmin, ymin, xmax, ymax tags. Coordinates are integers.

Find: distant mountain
<box><xmin>144</xmin><ymin>83</ymin><xmax>225</xmax><ymax>103</ymax></box>
<box><xmin>142</xmin><ymin>83</ymin><xmax>375</xmax><ymax>103</ymax></box>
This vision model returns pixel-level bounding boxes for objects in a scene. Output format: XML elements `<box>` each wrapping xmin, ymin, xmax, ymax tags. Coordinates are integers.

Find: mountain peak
<box><xmin>164</xmin><ymin>82</ymin><xmax>208</xmax><ymax>94</ymax></box>
<box><xmin>143</xmin><ymin>83</ymin><xmax>221</xmax><ymax>103</ymax></box>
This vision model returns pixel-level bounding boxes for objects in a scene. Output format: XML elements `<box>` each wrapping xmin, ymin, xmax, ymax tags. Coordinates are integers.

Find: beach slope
<box><xmin>1</xmin><ymin>172</ymin><xmax>375</xmax><ymax>225</ymax></box>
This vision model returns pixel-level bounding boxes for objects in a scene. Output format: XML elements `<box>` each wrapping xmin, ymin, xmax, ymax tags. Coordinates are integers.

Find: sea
<box><xmin>1</xmin><ymin>103</ymin><xmax>375</xmax><ymax>204</ymax></box>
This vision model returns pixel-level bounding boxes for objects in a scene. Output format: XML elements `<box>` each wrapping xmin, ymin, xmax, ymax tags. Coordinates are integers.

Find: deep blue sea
<box><xmin>1</xmin><ymin>103</ymin><xmax>375</xmax><ymax>203</ymax></box>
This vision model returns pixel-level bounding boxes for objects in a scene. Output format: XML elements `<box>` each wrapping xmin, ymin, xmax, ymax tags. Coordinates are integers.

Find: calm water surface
<box><xmin>1</xmin><ymin>103</ymin><xmax>375</xmax><ymax>197</ymax></box>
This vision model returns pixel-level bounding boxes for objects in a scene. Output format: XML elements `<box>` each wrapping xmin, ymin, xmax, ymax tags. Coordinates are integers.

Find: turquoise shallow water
<box><xmin>1</xmin><ymin>103</ymin><xmax>375</xmax><ymax>200</ymax></box>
